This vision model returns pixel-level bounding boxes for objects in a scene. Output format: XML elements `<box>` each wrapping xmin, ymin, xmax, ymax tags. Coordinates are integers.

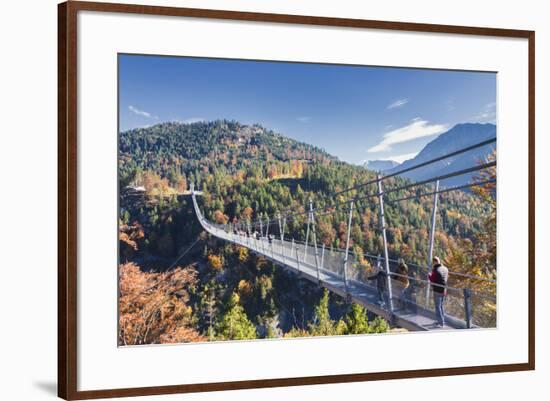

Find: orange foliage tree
<box><xmin>444</xmin><ymin>150</ymin><xmax>497</xmax><ymax>326</ymax></box>
<box><xmin>241</xmin><ymin>206</ymin><xmax>254</xmax><ymax>220</ymax></box>
<box><xmin>175</xmin><ymin>175</ymin><xmax>187</xmax><ymax>193</ymax></box>
<box><xmin>119</xmin><ymin>222</ymin><xmax>144</xmax><ymax>260</ymax></box>
<box><xmin>118</xmin><ymin>263</ymin><xmax>204</xmax><ymax>345</ymax></box>
<box><xmin>207</xmin><ymin>253</ymin><xmax>223</xmax><ymax>271</ymax></box>
<box><xmin>213</xmin><ymin>209</ymin><xmax>229</xmax><ymax>224</ymax></box>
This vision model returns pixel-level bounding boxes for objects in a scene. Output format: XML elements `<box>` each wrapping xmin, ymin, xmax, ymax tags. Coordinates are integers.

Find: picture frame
<box><xmin>58</xmin><ymin>1</ymin><xmax>535</xmax><ymax>399</ymax></box>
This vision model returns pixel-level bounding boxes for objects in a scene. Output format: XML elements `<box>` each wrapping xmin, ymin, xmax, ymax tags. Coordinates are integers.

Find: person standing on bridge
<box><xmin>429</xmin><ymin>256</ymin><xmax>449</xmax><ymax>327</ymax></box>
<box><xmin>393</xmin><ymin>258</ymin><xmax>410</xmax><ymax>309</ymax></box>
<box><xmin>367</xmin><ymin>258</ymin><xmax>388</xmax><ymax>307</ymax></box>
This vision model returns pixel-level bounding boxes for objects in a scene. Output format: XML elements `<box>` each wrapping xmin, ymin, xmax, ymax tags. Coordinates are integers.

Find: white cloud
<box><xmin>386</xmin><ymin>98</ymin><xmax>409</xmax><ymax>110</ymax></box>
<box><xmin>367</xmin><ymin>118</ymin><xmax>448</xmax><ymax>153</ymax></box>
<box><xmin>128</xmin><ymin>105</ymin><xmax>157</xmax><ymax>119</ymax></box>
<box><xmin>472</xmin><ymin>102</ymin><xmax>496</xmax><ymax>123</ymax></box>
<box><xmin>296</xmin><ymin>116</ymin><xmax>311</xmax><ymax>123</ymax></box>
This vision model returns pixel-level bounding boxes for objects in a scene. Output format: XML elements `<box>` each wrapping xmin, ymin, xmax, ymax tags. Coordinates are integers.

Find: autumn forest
<box><xmin>117</xmin><ymin>120</ymin><xmax>496</xmax><ymax>345</ymax></box>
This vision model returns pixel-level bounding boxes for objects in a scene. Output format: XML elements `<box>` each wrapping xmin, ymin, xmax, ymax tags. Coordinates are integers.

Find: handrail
<box><xmin>195</xmin><ymin>201</ymin><xmax>495</xmax><ymax>301</ymax></box>
<box><xmin>244</xmin><ymin>237</ymin><xmax>496</xmax><ymax>284</ymax></box>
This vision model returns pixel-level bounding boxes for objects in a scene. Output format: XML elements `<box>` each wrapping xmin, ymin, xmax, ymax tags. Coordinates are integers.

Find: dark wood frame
<box><xmin>58</xmin><ymin>1</ymin><xmax>536</xmax><ymax>399</ymax></box>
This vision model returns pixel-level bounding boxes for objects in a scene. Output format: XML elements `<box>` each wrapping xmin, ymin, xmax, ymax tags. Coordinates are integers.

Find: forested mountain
<box><xmin>118</xmin><ymin>120</ymin><xmax>496</xmax><ymax>345</ymax></box>
<box><xmin>119</xmin><ymin>120</ymin><xmax>334</xmax><ymax>192</ymax></box>
<box><xmin>386</xmin><ymin>123</ymin><xmax>496</xmax><ymax>187</ymax></box>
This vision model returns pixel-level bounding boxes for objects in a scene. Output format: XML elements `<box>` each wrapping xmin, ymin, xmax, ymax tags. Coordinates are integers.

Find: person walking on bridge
<box><xmin>429</xmin><ymin>256</ymin><xmax>449</xmax><ymax>327</ymax></box>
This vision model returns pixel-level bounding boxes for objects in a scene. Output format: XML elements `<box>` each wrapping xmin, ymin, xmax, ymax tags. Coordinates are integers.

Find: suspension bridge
<box><xmin>189</xmin><ymin>137</ymin><xmax>497</xmax><ymax>332</ymax></box>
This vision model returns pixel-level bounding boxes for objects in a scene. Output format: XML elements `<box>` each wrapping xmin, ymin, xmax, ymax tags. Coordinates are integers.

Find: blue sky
<box><xmin>119</xmin><ymin>54</ymin><xmax>496</xmax><ymax>165</ymax></box>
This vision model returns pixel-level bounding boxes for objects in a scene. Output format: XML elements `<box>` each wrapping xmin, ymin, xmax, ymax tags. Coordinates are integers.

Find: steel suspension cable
<box><xmin>334</xmin><ymin>137</ymin><xmax>496</xmax><ymax>196</ymax></box>
<box><xmin>256</xmin><ymin>159</ymin><xmax>496</xmax><ymax>227</ymax></box>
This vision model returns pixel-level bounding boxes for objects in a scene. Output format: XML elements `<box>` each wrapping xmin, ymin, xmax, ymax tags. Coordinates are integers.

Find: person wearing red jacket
<box><xmin>429</xmin><ymin>256</ymin><xmax>449</xmax><ymax>327</ymax></box>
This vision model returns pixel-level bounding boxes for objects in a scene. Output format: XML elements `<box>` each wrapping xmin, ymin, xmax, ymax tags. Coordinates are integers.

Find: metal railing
<box><xmin>192</xmin><ymin>196</ymin><xmax>496</xmax><ymax>329</ymax></box>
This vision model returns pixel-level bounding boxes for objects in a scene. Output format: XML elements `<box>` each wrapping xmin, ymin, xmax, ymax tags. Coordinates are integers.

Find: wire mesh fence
<box><xmin>193</xmin><ymin>176</ymin><xmax>497</xmax><ymax>331</ymax></box>
<box><xmin>202</xmin><ymin>215</ymin><xmax>497</xmax><ymax>329</ymax></box>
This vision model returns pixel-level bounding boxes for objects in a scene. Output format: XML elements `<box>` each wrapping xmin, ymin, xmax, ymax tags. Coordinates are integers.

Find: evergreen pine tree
<box><xmin>344</xmin><ymin>303</ymin><xmax>370</xmax><ymax>334</ymax></box>
<box><xmin>309</xmin><ymin>289</ymin><xmax>336</xmax><ymax>336</ymax></box>
<box><xmin>216</xmin><ymin>293</ymin><xmax>257</xmax><ymax>340</ymax></box>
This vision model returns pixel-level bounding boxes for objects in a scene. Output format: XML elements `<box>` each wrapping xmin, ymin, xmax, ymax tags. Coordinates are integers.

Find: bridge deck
<box><xmin>192</xmin><ymin>195</ymin><xmax>471</xmax><ymax>331</ymax></box>
<box><xmin>210</xmin><ymin>226</ymin><xmax>460</xmax><ymax>331</ymax></box>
